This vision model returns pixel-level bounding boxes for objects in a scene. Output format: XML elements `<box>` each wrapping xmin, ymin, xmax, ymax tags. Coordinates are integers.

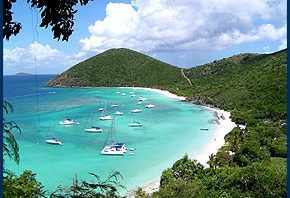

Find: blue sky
<box><xmin>3</xmin><ymin>0</ymin><xmax>287</xmax><ymax>75</ymax></box>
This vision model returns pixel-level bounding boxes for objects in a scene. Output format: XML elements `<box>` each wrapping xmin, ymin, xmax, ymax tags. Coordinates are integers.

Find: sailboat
<box><xmin>128</xmin><ymin>112</ymin><xmax>143</xmax><ymax>127</ymax></box>
<box><xmin>59</xmin><ymin>105</ymin><xmax>75</xmax><ymax>125</ymax></box>
<box><xmin>128</xmin><ymin>121</ymin><xmax>143</xmax><ymax>127</ymax></box>
<box><xmin>46</xmin><ymin>138</ymin><xmax>63</xmax><ymax>145</ymax></box>
<box><xmin>101</xmin><ymin>118</ymin><xmax>127</xmax><ymax>155</ymax></box>
<box><xmin>46</xmin><ymin>127</ymin><xmax>63</xmax><ymax>145</ymax></box>
<box><xmin>99</xmin><ymin>104</ymin><xmax>113</xmax><ymax>120</ymax></box>
<box><xmin>114</xmin><ymin>111</ymin><xmax>124</xmax><ymax>115</ymax></box>
<box><xmin>98</xmin><ymin>99</ymin><xmax>104</xmax><ymax>111</ymax></box>
<box><xmin>85</xmin><ymin>112</ymin><xmax>103</xmax><ymax>133</ymax></box>
<box><xmin>59</xmin><ymin>118</ymin><xmax>74</xmax><ymax>125</ymax></box>
<box><xmin>131</xmin><ymin>108</ymin><xmax>142</xmax><ymax>113</ymax></box>
<box><xmin>145</xmin><ymin>104</ymin><xmax>155</xmax><ymax>108</ymax></box>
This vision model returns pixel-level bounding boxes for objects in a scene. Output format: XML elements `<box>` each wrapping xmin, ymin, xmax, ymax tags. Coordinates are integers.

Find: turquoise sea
<box><xmin>4</xmin><ymin>75</ymin><xmax>217</xmax><ymax>195</ymax></box>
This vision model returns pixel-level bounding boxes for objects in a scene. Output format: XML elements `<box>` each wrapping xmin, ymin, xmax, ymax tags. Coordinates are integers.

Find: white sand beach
<box><xmin>123</xmin><ymin>87</ymin><xmax>236</xmax><ymax>197</ymax></box>
<box><xmin>120</xmin><ymin>87</ymin><xmax>186</xmax><ymax>101</ymax></box>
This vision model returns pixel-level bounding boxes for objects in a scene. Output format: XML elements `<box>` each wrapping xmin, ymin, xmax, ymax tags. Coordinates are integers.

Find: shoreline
<box><xmin>122</xmin><ymin>87</ymin><xmax>236</xmax><ymax>197</ymax></box>
<box><xmin>49</xmin><ymin>85</ymin><xmax>236</xmax><ymax>196</ymax></box>
<box><xmin>120</xmin><ymin>87</ymin><xmax>186</xmax><ymax>101</ymax></box>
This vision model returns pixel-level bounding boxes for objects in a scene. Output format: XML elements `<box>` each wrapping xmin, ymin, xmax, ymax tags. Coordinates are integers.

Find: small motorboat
<box><xmin>145</xmin><ymin>104</ymin><xmax>155</xmax><ymax>108</ymax></box>
<box><xmin>59</xmin><ymin>118</ymin><xmax>74</xmax><ymax>125</ymax></box>
<box><xmin>111</xmin><ymin>104</ymin><xmax>119</xmax><ymax>107</ymax></box>
<box><xmin>121</xmin><ymin>93</ymin><xmax>126</xmax><ymax>96</ymax></box>
<box><xmin>99</xmin><ymin>115</ymin><xmax>113</xmax><ymax>120</ymax></box>
<box><xmin>46</xmin><ymin>138</ymin><xmax>63</xmax><ymax>146</ymax></box>
<box><xmin>137</xmin><ymin>101</ymin><xmax>143</xmax><ymax>105</ymax></box>
<box><xmin>200</xmin><ymin>128</ymin><xmax>209</xmax><ymax>131</ymax></box>
<box><xmin>131</xmin><ymin>109</ymin><xmax>142</xmax><ymax>113</ymax></box>
<box><xmin>139</xmin><ymin>97</ymin><xmax>147</xmax><ymax>101</ymax></box>
<box><xmin>114</xmin><ymin>111</ymin><xmax>124</xmax><ymax>115</ymax></box>
<box><xmin>85</xmin><ymin>126</ymin><xmax>103</xmax><ymax>133</ymax></box>
<box><xmin>98</xmin><ymin>107</ymin><xmax>104</xmax><ymax>111</ymax></box>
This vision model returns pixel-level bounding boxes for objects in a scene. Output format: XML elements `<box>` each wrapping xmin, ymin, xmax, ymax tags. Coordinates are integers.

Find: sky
<box><xmin>3</xmin><ymin>0</ymin><xmax>287</xmax><ymax>75</ymax></box>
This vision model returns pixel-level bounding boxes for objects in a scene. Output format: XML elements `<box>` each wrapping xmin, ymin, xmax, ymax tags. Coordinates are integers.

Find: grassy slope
<box><xmin>47</xmin><ymin>48</ymin><xmax>287</xmax><ymax>196</ymax></box>
<box><xmin>47</xmin><ymin>48</ymin><xmax>188</xmax><ymax>90</ymax></box>
<box><xmin>181</xmin><ymin>49</ymin><xmax>287</xmax><ymax>124</ymax></box>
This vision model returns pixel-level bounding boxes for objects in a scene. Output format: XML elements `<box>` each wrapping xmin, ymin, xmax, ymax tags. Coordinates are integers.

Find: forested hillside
<box><xmin>47</xmin><ymin>48</ymin><xmax>188</xmax><ymax>90</ymax></box>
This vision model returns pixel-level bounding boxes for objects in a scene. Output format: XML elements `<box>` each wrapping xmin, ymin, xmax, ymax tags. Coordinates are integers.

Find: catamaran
<box><xmin>59</xmin><ymin>118</ymin><xmax>74</xmax><ymax>125</ymax></box>
<box><xmin>46</xmin><ymin>138</ymin><xmax>63</xmax><ymax>145</ymax></box>
<box><xmin>101</xmin><ymin>119</ymin><xmax>127</xmax><ymax>155</ymax></box>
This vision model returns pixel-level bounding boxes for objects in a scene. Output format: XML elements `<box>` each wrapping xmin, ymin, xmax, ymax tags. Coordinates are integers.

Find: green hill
<box><xmin>147</xmin><ymin>50</ymin><xmax>287</xmax><ymax>198</ymax></box>
<box><xmin>47</xmin><ymin>48</ymin><xmax>287</xmax><ymax>197</ymax></box>
<box><xmin>47</xmin><ymin>48</ymin><xmax>189</xmax><ymax>90</ymax></box>
<box><xmin>180</xmin><ymin>49</ymin><xmax>287</xmax><ymax>125</ymax></box>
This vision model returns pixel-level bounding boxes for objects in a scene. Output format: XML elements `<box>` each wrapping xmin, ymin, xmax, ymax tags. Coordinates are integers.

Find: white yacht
<box><xmin>128</xmin><ymin>121</ymin><xmax>143</xmax><ymax>127</ymax></box>
<box><xmin>101</xmin><ymin>143</ymin><xmax>127</xmax><ymax>155</ymax></box>
<box><xmin>46</xmin><ymin>138</ymin><xmax>63</xmax><ymax>146</ymax></box>
<box><xmin>137</xmin><ymin>101</ymin><xmax>143</xmax><ymax>105</ymax></box>
<box><xmin>111</xmin><ymin>104</ymin><xmax>119</xmax><ymax>107</ymax></box>
<box><xmin>131</xmin><ymin>108</ymin><xmax>142</xmax><ymax>113</ymax></box>
<box><xmin>101</xmin><ymin>119</ymin><xmax>127</xmax><ymax>155</ymax></box>
<box><xmin>145</xmin><ymin>104</ymin><xmax>155</xmax><ymax>108</ymax></box>
<box><xmin>98</xmin><ymin>107</ymin><xmax>104</xmax><ymax>111</ymax></box>
<box><xmin>85</xmin><ymin>126</ymin><xmax>103</xmax><ymax>133</ymax></box>
<box><xmin>121</xmin><ymin>93</ymin><xmax>126</xmax><ymax>96</ymax></box>
<box><xmin>59</xmin><ymin>118</ymin><xmax>74</xmax><ymax>125</ymax></box>
<box><xmin>114</xmin><ymin>111</ymin><xmax>124</xmax><ymax>115</ymax></box>
<box><xmin>99</xmin><ymin>115</ymin><xmax>113</xmax><ymax>120</ymax></box>
<box><xmin>116</xmin><ymin>91</ymin><xmax>121</xmax><ymax>94</ymax></box>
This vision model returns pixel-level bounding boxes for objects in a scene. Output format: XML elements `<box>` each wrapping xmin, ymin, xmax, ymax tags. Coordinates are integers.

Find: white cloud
<box><xmin>4</xmin><ymin>42</ymin><xmax>89</xmax><ymax>74</ymax></box>
<box><xmin>79</xmin><ymin>0</ymin><xmax>286</xmax><ymax>54</ymax></box>
<box><xmin>278</xmin><ymin>39</ymin><xmax>287</xmax><ymax>50</ymax></box>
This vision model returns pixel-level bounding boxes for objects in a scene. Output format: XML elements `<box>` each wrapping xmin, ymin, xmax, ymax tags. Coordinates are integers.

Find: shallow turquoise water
<box><xmin>5</xmin><ymin>83</ymin><xmax>217</xmax><ymax>195</ymax></box>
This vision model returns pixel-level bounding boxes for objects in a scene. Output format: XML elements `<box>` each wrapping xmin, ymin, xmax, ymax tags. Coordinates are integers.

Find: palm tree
<box><xmin>51</xmin><ymin>171</ymin><xmax>125</xmax><ymax>197</ymax></box>
<box><xmin>3</xmin><ymin>100</ymin><xmax>21</xmax><ymax>164</ymax></box>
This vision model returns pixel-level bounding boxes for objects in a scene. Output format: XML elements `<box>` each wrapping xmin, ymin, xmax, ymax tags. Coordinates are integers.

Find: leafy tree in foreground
<box><xmin>4</xmin><ymin>0</ymin><xmax>93</xmax><ymax>41</ymax></box>
<box><xmin>51</xmin><ymin>171</ymin><xmax>125</xmax><ymax>198</ymax></box>
<box><xmin>3</xmin><ymin>100</ymin><xmax>21</xmax><ymax>164</ymax></box>
<box><xmin>3</xmin><ymin>170</ymin><xmax>46</xmax><ymax>198</ymax></box>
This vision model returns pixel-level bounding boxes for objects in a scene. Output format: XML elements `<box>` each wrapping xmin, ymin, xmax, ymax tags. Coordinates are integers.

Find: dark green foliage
<box><xmin>183</xmin><ymin>49</ymin><xmax>286</xmax><ymax>125</ymax></box>
<box><xmin>4</xmin><ymin>170</ymin><xmax>46</xmax><ymax>198</ymax></box>
<box><xmin>3</xmin><ymin>100</ymin><xmax>21</xmax><ymax>164</ymax></box>
<box><xmin>3</xmin><ymin>0</ymin><xmax>92</xmax><ymax>40</ymax></box>
<box><xmin>47</xmin><ymin>48</ymin><xmax>189</xmax><ymax>89</ymax></box>
<box><xmin>51</xmin><ymin>171</ymin><xmax>125</xmax><ymax>198</ymax></box>
<box><xmin>134</xmin><ymin>188</ymin><xmax>149</xmax><ymax>198</ymax></box>
<box><xmin>154</xmin><ymin>157</ymin><xmax>286</xmax><ymax>198</ymax></box>
<box><xmin>3</xmin><ymin>0</ymin><xmax>22</xmax><ymax>40</ymax></box>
